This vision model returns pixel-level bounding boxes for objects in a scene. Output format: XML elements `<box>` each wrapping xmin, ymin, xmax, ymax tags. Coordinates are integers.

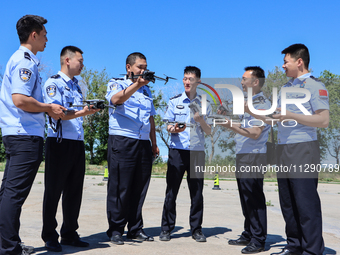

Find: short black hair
<box><xmin>60</xmin><ymin>46</ymin><xmax>83</xmax><ymax>56</ymax></box>
<box><xmin>60</xmin><ymin>46</ymin><xmax>83</xmax><ymax>65</ymax></box>
<box><xmin>244</xmin><ymin>66</ymin><xmax>265</xmax><ymax>87</ymax></box>
<box><xmin>281</xmin><ymin>43</ymin><xmax>310</xmax><ymax>69</ymax></box>
<box><xmin>184</xmin><ymin>66</ymin><xmax>201</xmax><ymax>79</ymax></box>
<box><xmin>16</xmin><ymin>15</ymin><xmax>47</xmax><ymax>44</ymax></box>
<box><xmin>126</xmin><ymin>52</ymin><xmax>146</xmax><ymax>66</ymax></box>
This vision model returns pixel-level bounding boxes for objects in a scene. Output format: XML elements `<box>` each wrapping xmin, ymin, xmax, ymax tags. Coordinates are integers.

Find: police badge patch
<box><xmin>19</xmin><ymin>68</ymin><xmax>32</xmax><ymax>82</ymax></box>
<box><xmin>46</xmin><ymin>85</ymin><xmax>57</xmax><ymax>97</ymax></box>
<box><xmin>109</xmin><ymin>83</ymin><xmax>118</xmax><ymax>91</ymax></box>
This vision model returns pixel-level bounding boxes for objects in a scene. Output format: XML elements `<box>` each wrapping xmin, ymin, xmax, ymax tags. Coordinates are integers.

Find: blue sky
<box><xmin>1</xmin><ymin>0</ymin><xmax>339</xmax><ymax>161</ymax></box>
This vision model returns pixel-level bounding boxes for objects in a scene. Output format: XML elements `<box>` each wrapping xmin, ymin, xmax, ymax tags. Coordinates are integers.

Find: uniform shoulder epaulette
<box><xmin>310</xmin><ymin>76</ymin><xmax>321</xmax><ymax>82</ymax></box>
<box><xmin>24</xmin><ymin>52</ymin><xmax>31</xmax><ymax>61</ymax></box>
<box><xmin>50</xmin><ymin>74</ymin><xmax>61</xmax><ymax>79</ymax></box>
<box><xmin>170</xmin><ymin>94</ymin><xmax>181</xmax><ymax>100</ymax></box>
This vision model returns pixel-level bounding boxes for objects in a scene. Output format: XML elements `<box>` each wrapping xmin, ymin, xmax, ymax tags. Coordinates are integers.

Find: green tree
<box><xmin>262</xmin><ymin>66</ymin><xmax>289</xmax><ymax>101</ymax></box>
<box><xmin>318</xmin><ymin>70</ymin><xmax>340</xmax><ymax>163</ymax></box>
<box><xmin>80</xmin><ymin>67</ymin><xmax>110</xmax><ymax>165</ymax></box>
<box><xmin>152</xmin><ymin>89</ymin><xmax>170</xmax><ymax>149</ymax></box>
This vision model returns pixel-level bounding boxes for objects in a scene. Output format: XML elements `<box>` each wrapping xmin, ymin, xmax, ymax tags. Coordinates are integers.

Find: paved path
<box><xmin>3</xmin><ymin>172</ymin><xmax>339</xmax><ymax>254</ymax></box>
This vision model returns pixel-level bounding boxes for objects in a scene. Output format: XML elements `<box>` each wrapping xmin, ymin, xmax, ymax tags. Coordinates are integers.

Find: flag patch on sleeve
<box><xmin>319</xmin><ymin>89</ymin><xmax>328</xmax><ymax>98</ymax></box>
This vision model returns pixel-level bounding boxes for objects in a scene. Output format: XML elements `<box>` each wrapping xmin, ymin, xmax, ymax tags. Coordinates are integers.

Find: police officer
<box><xmin>0</xmin><ymin>15</ymin><xmax>65</xmax><ymax>255</ymax></box>
<box><xmin>41</xmin><ymin>46</ymin><xmax>99</xmax><ymax>252</ymax></box>
<box><xmin>245</xmin><ymin>45</ymin><xmax>329</xmax><ymax>255</ymax></box>
<box><xmin>159</xmin><ymin>66</ymin><xmax>212</xmax><ymax>242</ymax></box>
<box><xmin>272</xmin><ymin>44</ymin><xmax>329</xmax><ymax>255</ymax></box>
<box><xmin>105</xmin><ymin>52</ymin><xmax>159</xmax><ymax>245</ymax></box>
<box><xmin>222</xmin><ymin>67</ymin><xmax>269</xmax><ymax>254</ymax></box>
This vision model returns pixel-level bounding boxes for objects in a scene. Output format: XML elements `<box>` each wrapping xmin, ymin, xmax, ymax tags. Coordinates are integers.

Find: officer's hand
<box><xmin>223</xmin><ymin>117</ymin><xmax>232</xmax><ymax>128</ymax></box>
<box><xmin>193</xmin><ymin>112</ymin><xmax>204</xmax><ymax>123</ymax></box>
<box><xmin>175</xmin><ymin>123</ymin><xmax>186</xmax><ymax>132</ymax></box>
<box><xmin>136</xmin><ymin>75</ymin><xmax>149</xmax><ymax>87</ymax></box>
<box><xmin>152</xmin><ymin>144</ymin><xmax>159</xmax><ymax>158</ymax></box>
<box><xmin>168</xmin><ymin>123</ymin><xmax>186</xmax><ymax>133</ymax></box>
<box><xmin>272</xmin><ymin>107</ymin><xmax>287</xmax><ymax>121</ymax></box>
<box><xmin>48</xmin><ymin>104</ymin><xmax>66</xmax><ymax>120</ymax></box>
<box><xmin>217</xmin><ymin>109</ymin><xmax>227</xmax><ymax>115</ymax></box>
<box><xmin>83</xmin><ymin>105</ymin><xmax>101</xmax><ymax>115</ymax></box>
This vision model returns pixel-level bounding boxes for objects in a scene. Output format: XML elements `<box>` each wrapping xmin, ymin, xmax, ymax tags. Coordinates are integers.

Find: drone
<box><xmin>70</xmin><ymin>99</ymin><xmax>115</xmax><ymax>110</ymax></box>
<box><xmin>124</xmin><ymin>70</ymin><xmax>177</xmax><ymax>84</ymax></box>
<box><xmin>163</xmin><ymin>120</ymin><xmax>193</xmax><ymax>129</ymax></box>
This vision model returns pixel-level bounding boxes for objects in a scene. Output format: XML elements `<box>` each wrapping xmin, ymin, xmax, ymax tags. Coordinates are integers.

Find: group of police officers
<box><xmin>0</xmin><ymin>15</ymin><xmax>330</xmax><ymax>255</ymax></box>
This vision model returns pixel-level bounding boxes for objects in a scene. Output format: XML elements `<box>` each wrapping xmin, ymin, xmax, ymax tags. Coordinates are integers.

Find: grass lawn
<box><xmin>0</xmin><ymin>161</ymin><xmax>339</xmax><ymax>183</ymax></box>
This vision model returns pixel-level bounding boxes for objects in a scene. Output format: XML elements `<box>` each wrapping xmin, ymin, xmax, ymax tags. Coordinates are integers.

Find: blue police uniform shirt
<box><xmin>105</xmin><ymin>76</ymin><xmax>156</xmax><ymax>140</ymax></box>
<box><xmin>163</xmin><ymin>92</ymin><xmax>212</xmax><ymax>151</ymax></box>
<box><xmin>42</xmin><ymin>71</ymin><xmax>84</xmax><ymax>140</ymax></box>
<box><xmin>0</xmin><ymin>46</ymin><xmax>45</xmax><ymax>137</ymax></box>
<box><xmin>277</xmin><ymin>73</ymin><xmax>329</xmax><ymax>144</ymax></box>
<box><xmin>235</xmin><ymin>91</ymin><xmax>271</xmax><ymax>154</ymax></box>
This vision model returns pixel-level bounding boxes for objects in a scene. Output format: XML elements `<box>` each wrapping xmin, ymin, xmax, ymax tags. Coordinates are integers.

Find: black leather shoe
<box><xmin>276</xmin><ymin>249</ymin><xmax>300</xmax><ymax>255</ymax></box>
<box><xmin>20</xmin><ymin>243</ymin><xmax>34</xmax><ymax>254</ymax></box>
<box><xmin>192</xmin><ymin>229</ymin><xmax>207</xmax><ymax>242</ymax></box>
<box><xmin>45</xmin><ymin>240</ymin><xmax>62</xmax><ymax>252</ymax></box>
<box><xmin>228</xmin><ymin>236</ymin><xmax>250</xmax><ymax>246</ymax></box>
<box><xmin>110</xmin><ymin>234</ymin><xmax>124</xmax><ymax>245</ymax></box>
<box><xmin>61</xmin><ymin>237</ymin><xmax>89</xmax><ymax>247</ymax></box>
<box><xmin>159</xmin><ymin>231</ymin><xmax>171</xmax><ymax>241</ymax></box>
<box><xmin>127</xmin><ymin>230</ymin><xmax>154</xmax><ymax>241</ymax></box>
<box><xmin>241</xmin><ymin>242</ymin><xmax>265</xmax><ymax>254</ymax></box>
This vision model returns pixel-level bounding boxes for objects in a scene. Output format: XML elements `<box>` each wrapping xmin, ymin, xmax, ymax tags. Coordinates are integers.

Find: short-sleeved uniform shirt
<box><xmin>235</xmin><ymin>91</ymin><xmax>271</xmax><ymax>154</ymax></box>
<box><xmin>277</xmin><ymin>73</ymin><xmax>329</xmax><ymax>144</ymax></box>
<box><xmin>163</xmin><ymin>92</ymin><xmax>212</xmax><ymax>151</ymax></box>
<box><xmin>42</xmin><ymin>71</ymin><xmax>84</xmax><ymax>141</ymax></box>
<box><xmin>0</xmin><ymin>46</ymin><xmax>44</xmax><ymax>137</ymax></box>
<box><xmin>105</xmin><ymin>77</ymin><xmax>156</xmax><ymax>140</ymax></box>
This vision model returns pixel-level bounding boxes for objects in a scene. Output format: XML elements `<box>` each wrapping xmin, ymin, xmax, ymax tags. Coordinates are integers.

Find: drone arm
<box><xmin>60</xmin><ymin>106</ymin><xmax>99</xmax><ymax>120</ymax></box>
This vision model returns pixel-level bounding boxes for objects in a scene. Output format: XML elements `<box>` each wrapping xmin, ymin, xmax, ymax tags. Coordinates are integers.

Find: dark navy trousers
<box><xmin>161</xmin><ymin>149</ymin><xmax>205</xmax><ymax>234</ymax></box>
<box><xmin>277</xmin><ymin>141</ymin><xmax>324</xmax><ymax>255</ymax></box>
<box><xmin>106</xmin><ymin>135</ymin><xmax>152</xmax><ymax>237</ymax></box>
<box><xmin>235</xmin><ymin>153</ymin><xmax>267</xmax><ymax>247</ymax></box>
<box><xmin>0</xmin><ymin>135</ymin><xmax>43</xmax><ymax>255</ymax></box>
<box><xmin>41</xmin><ymin>137</ymin><xmax>85</xmax><ymax>242</ymax></box>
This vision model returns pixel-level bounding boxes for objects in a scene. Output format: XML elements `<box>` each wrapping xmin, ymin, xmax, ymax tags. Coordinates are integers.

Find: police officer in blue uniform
<box><xmin>105</xmin><ymin>52</ymin><xmax>159</xmax><ymax>245</ymax></box>
<box><xmin>222</xmin><ymin>67</ymin><xmax>270</xmax><ymax>254</ymax></box>
<box><xmin>159</xmin><ymin>66</ymin><xmax>212</xmax><ymax>242</ymax></box>
<box><xmin>272</xmin><ymin>44</ymin><xmax>329</xmax><ymax>255</ymax></box>
<box><xmin>41</xmin><ymin>46</ymin><xmax>99</xmax><ymax>252</ymax></box>
<box><xmin>0</xmin><ymin>15</ymin><xmax>65</xmax><ymax>255</ymax></box>
<box><xmin>245</xmin><ymin>45</ymin><xmax>329</xmax><ymax>255</ymax></box>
